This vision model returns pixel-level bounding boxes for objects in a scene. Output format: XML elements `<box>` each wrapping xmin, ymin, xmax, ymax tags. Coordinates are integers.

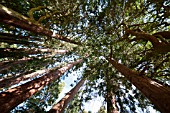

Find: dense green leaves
<box><xmin>0</xmin><ymin>0</ymin><xmax>170</xmax><ymax>112</ymax></box>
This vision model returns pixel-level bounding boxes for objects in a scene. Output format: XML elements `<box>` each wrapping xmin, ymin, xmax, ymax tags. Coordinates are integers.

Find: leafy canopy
<box><xmin>0</xmin><ymin>0</ymin><xmax>169</xmax><ymax>112</ymax></box>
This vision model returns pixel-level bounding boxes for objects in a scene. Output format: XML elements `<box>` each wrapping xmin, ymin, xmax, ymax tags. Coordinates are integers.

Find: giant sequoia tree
<box><xmin>0</xmin><ymin>0</ymin><xmax>170</xmax><ymax>113</ymax></box>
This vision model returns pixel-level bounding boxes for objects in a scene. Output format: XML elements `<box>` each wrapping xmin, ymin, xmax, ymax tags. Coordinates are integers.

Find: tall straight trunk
<box><xmin>0</xmin><ymin>49</ymin><xmax>67</xmax><ymax>73</ymax></box>
<box><xmin>0</xmin><ymin>4</ymin><xmax>80</xmax><ymax>45</ymax></box>
<box><xmin>0</xmin><ymin>35</ymin><xmax>34</xmax><ymax>45</ymax></box>
<box><xmin>108</xmin><ymin>58</ymin><xmax>170</xmax><ymax>113</ymax></box>
<box><xmin>0</xmin><ymin>59</ymin><xmax>83</xmax><ymax>113</ymax></box>
<box><xmin>0</xmin><ymin>48</ymin><xmax>67</xmax><ymax>58</ymax></box>
<box><xmin>108</xmin><ymin>93</ymin><xmax>119</xmax><ymax>113</ymax></box>
<box><xmin>106</xmin><ymin>88</ymin><xmax>119</xmax><ymax>113</ymax></box>
<box><xmin>0</xmin><ymin>50</ymin><xmax>67</xmax><ymax>82</ymax></box>
<box><xmin>0</xmin><ymin>58</ymin><xmax>32</xmax><ymax>73</ymax></box>
<box><xmin>0</xmin><ymin>48</ymin><xmax>41</xmax><ymax>58</ymax></box>
<box><xmin>0</xmin><ymin>32</ymin><xmax>43</xmax><ymax>41</ymax></box>
<box><xmin>0</xmin><ymin>68</ymin><xmax>50</xmax><ymax>88</ymax></box>
<box><xmin>48</xmin><ymin>78</ymin><xmax>85</xmax><ymax>113</ymax></box>
<box><xmin>105</xmin><ymin>67</ymin><xmax>119</xmax><ymax>113</ymax></box>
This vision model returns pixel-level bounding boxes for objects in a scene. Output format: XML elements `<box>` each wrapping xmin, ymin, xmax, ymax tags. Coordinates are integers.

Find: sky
<box><xmin>54</xmin><ymin>70</ymin><xmax>160</xmax><ymax>113</ymax></box>
<box><xmin>8</xmin><ymin>55</ymin><xmax>161</xmax><ymax>113</ymax></box>
<box><xmin>47</xmin><ymin>62</ymin><xmax>104</xmax><ymax>113</ymax></box>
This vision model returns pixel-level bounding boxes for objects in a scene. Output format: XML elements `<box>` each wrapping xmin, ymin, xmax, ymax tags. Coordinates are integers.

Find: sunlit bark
<box><xmin>105</xmin><ymin>66</ymin><xmax>119</xmax><ymax>113</ymax></box>
<box><xmin>106</xmin><ymin>90</ymin><xmax>119</xmax><ymax>113</ymax></box>
<box><xmin>0</xmin><ymin>4</ymin><xmax>81</xmax><ymax>45</ymax></box>
<box><xmin>0</xmin><ymin>68</ymin><xmax>49</xmax><ymax>88</ymax></box>
<box><xmin>0</xmin><ymin>59</ymin><xmax>83</xmax><ymax>113</ymax></box>
<box><xmin>108</xmin><ymin>58</ymin><xmax>170</xmax><ymax>113</ymax></box>
<box><xmin>48</xmin><ymin>78</ymin><xmax>85</xmax><ymax>113</ymax></box>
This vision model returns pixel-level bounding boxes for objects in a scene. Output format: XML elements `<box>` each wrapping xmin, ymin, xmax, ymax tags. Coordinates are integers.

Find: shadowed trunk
<box><xmin>126</xmin><ymin>29</ymin><xmax>160</xmax><ymax>47</ymax></box>
<box><xmin>0</xmin><ymin>48</ymin><xmax>42</xmax><ymax>58</ymax></box>
<box><xmin>108</xmin><ymin>58</ymin><xmax>170</xmax><ymax>113</ymax></box>
<box><xmin>0</xmin><ymin>59</ymin><xmax>83</xmax><ymax>113</ymax></box>
<box><xmin>0</xmin><ymin>4</ymin><xmax>80</xmax><ymax>45</ymax></box>
<box><xmin>0</xmin><ymin>58</ymin><xmax>32</xmax><ymax>73</ymax></box>
<box><xmin>0</xmin><ymin>32</ymin><xmax>43</xmax><ymax>41</ymax></box>
<box><xmin>0</xmin><ymin>36</ymin><xmax>34</xmax><ymax>45</ymax></box>
<box><xmin>0</xmin><ymin>68</ymin><xmax>50</xmax><ymax>88</ymax></box>
<box><xmin>48</xmin><ymin>78</ymin><xmax>85</xmax><ymax>113</ymax></box>
<box><xmin>153</xmin><ymin>31</ymin><xmax>170</xmax><ymax>39</ymax></box>
<box><xmin>106</xmin><ymin>89</ymin><xmax>119</xmax><ymax>113</ymax></box>
<box><xmin>126</xmin><ymin>29</ymin><xmax>170</xmax><ymax>54</ymax></box>
<box><xmin>0</xmin><ymin>48</ymin><xmax>67</xmax><ymax>58</ymax></box>
<box><xmin>105</xmin><ymin>67</ymin><xmax>119</xmax><ymax>113</ymax></box>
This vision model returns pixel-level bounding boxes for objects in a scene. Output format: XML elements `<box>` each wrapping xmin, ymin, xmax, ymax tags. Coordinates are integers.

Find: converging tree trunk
<box><xmin>0</xmin><ymin>68</ymin><xmax>50</xmax><ymax>88</ymax></box>
<box><xmin>0</xmin><ymin>32</ymin><xmax>43</xmax><ymax>41</ymax></box>
<box><xmin>0</xmin><ymin>48</ymin><xmax>67</xmax><ymax>58</ymax></box>
<box><xmin>126</xmin><ymin>29</ymin><xmax>170</xmax><ymax>54</ymax></box>
<box><xmin>108</xmin><ymin>92</ymin><xmax>119</xmax><ymax>113</ymax></box>
<box><xmin>0</xmin><ymin>35</ymin><xmax>34</xmax><ymax>45</ymax></box>
<box><xmin>0</xmin><ymin>59</ymin><xmax>83</xmax><ymax>113</ymax></box>
<box><xmin>108</xmin><ymin>58</ymin><xmax>170</xmax><ymax>113</ymax></box>
<box><xmin>106</xmin><ymin>88</ymin><xmax>119</xmax><ymax>113</ymax></box>
<box><xmin>0</xmin><ymin>58</ymin><xmax>32</xmax><ymax>73</ymax></box>
<box><xmin>0</xmin><ymin>4</ymin><xmax>80</xmax><ymax>45</ymax></box>
<box><xmin>105</xmin><ymin>67</ymin><xmax>119</xmax><ymax>113</ymax></box>
<box><xmin>48</xmin><ymin>78</ymin><xmax>85</xmax><ymax>113</ymax></box>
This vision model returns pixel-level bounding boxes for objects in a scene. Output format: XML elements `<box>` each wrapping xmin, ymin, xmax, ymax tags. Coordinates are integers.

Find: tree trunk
<box><xmin>0</xmin><ymin>68</ymin><xmax>50</xmax><ymax>88</ymax></box>
<box><xmin>0</xmin><ymin>48</ymin><xmax>67</xmax><ymax>58</ymax></box>
<box><xmin>110</xmin><ymin>93</ymin><xmax>119</xmax><ymax>113</ymax></box>
<box><xmin>0</xmin><ymin>48</ymin><xmax>40</xmax><ymax>58</ymax></box>
<box><xmin>126</xmin><ymin>29</ymin><xmax>160</xmax><ymax>47</ymax></box>
<box><xmin>153</xmin><ymin>31</ymin><xmax>170</xmax><ymax>39</ymax></box>
<box><xmin>105</xmin><ymin>67</ymin><xmax>119</xmax><ymax>113</ymax></box>
<box><xmin>0</xmin><ymin>49</ymin><xmax>67</xmax><ymax>73</ymax></box>
<box><xmin>0</xmin><ymin>59</ymin><xmax>83</xmax><ymax>113</ymax></box>
<box><xmin>106</xmin><ymin>90</ymin><xmax>119</xmax><ymax>113</ymax></box>
<box><xmin>0</xmin><ymin>4</ymin><xmax>80</xmax><ymax>45</ymax></box>
<box><xmin>0</xmin><ymin>58</ymin><xmax>32</xmax><ymax>73</ymax></box>
<box><xmin>0</xmin><ymin>35</ymin><xmax>34</xmax><ymax>45</ymax></box>
<box><xmin>108</xmin><ymin>58</ymin><xmax>170</xmax><ymax>113</ymax></box>
<box><xmin>0</xmin><ymin>32</ymin><xmax>43</xmax><ymax>41</ymax></box>
<box><xmin>126</xmin><ymin>29</ymin><xmax>170</xmax><ymax>54</ymax></box>
<box><xmin>48</xmin><ymin>78</ymin><xmax>85</xmax><ymax>113</ymax></box>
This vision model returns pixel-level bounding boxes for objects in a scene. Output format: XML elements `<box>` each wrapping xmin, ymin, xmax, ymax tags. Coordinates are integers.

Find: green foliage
<box><xmin>65</xmin><ymin>92</ymin><xmax>83</xmax><ymax>113</ymax></box>
<box><xmin>97</xmin><ymin>106</ymin><xmax>106</xmax><ymax>113</ymax></box>
<box><xmin>0</xmin><ymin>0</ymin><xmax>169</xmax><ymax>112</ymax></box>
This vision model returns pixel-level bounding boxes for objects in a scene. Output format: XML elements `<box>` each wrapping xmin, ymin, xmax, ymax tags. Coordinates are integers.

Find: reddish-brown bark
<box><xmin>0</xmin><ymin>68</ymin><xmax>49</xmax><ymax>88</ymax></box>
<box><xmin>0</xmin><ymin>59</ymin><xmax>83</xmax><ymax>113</ymax></box>
<box><xmin>126</xmin><ymin>29</ymin><xmax>160</xmax><ymax>47</ymax></box>
<box><xmin>0</xmin><ymin>49</ymin><xmax>67</xmax><ymax>73</ymax></box>
<box><xmin>0</xmin><ymin>32</ymin><xmax>42</xmax><ymax>41</ymax></box>
<box><xmin>111</xmin><ymin>94</ymin><xmax>119</xmax><ymax>113</ymax></box>
<box><xmin>0</xmin><ymin>48</ymin><xmax>41</xmax><ymax>58</ymax></box>
<box><xmin>0</xmin><ymin>48</ymin><xmax>67</xmax><ymax>58</ymax></box>
<box><xmin>0</xmin><ymin>4</ymin><xmax>81</xmax><ymax>45</ymax></box>
<box><xmin>48</xmin><ymin>78</ymin><xmax>85</xmax><ymax>113</ymax></box>
<box><xmin>108</xmin><ymin>58</ymin><xmax>170</xmax><ymax>113</ymax></box>
<box><xmin>126</xmin><ymin>29</ymin><xmax>170</xmax><ymax>54</ymax></box>
<box><xmin>0</xmin><ymin>36</ymin><xmax>33</xmax><ymax>45</ymax></box>
<box><xmin>153</xmin><ymin>31</ymin><xmax>170</xmax><ymax>39</ymax></box>
<box><xmin>0</xmin><ymin>58</ymin><xmax>32</xmax><ymax>73</ymax></box>
<box><xmin>107</xmin><ymin>91</ymin><xmax>119</xmax><ymax>113</ymax></box>
<box><xmin>105</xmin><ymin>66</ymin><xmax>119</xmax><ymax>113</ymax></box>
